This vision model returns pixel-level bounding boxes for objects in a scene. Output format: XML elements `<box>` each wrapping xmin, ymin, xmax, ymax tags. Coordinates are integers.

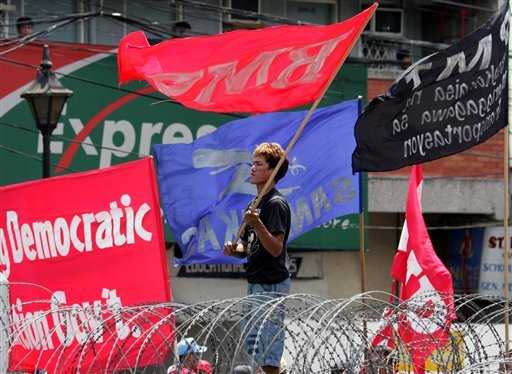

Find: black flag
<box><xmin>352</xmin><ymin>4</ymin><xmax>509</xmax><ymax>172</ymax></box>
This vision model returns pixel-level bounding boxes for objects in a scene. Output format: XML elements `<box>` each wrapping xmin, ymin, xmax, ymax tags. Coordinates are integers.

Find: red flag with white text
<box><xmin>0</xmin><ymin>158</ymin><xmax>173</xmax><ymax>372</ymax></box>
<box><xmin>118</xmin><ymin>4</ymin><xmax>377</xmax><ymax>113</ymax></box>
<box><xmin>371</xmin><ymin>165</ymin><xmax>455</xmax><ymax>373</ymax></box>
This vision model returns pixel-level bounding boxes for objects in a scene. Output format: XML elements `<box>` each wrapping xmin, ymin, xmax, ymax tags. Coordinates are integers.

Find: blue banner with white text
<box><xmin>154</xmin><ymin>100</ymin><xmax>360</xmax><ymax>264</ymax></box>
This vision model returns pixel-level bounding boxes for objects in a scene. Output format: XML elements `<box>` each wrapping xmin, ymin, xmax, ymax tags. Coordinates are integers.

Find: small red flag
<box><xmin>118</xmin><ymin>4</ymin><xmax>377</xmax><ymax>113</ymax></box>
<box><xmin>372</xmin><ymin>165</ymin><xmax>455</xmax><ymax>374</ymax></box>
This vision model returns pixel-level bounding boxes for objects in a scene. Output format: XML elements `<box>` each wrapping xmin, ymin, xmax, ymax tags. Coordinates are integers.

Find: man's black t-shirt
<box><xmin>242</xmin><ymin>188</ymin><xmax>291</xmax><ymax>284</ymax></box>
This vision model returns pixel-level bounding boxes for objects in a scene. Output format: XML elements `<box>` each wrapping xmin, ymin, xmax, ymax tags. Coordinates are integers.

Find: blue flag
<box><xmin>154</xmin><ymin>100</ymin><xmax>360</xmax><ymax>265</ymax></box>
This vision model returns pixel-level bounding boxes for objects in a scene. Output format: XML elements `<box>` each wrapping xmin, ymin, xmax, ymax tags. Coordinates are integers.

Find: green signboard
<box><xmin>0</xmin><ymin>46</ymin><xmax>367</xmax><ymax>250</ymax></box>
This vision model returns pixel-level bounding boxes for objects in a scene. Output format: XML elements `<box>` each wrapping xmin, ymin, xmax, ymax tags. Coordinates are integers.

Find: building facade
<box><xmin>0</xmin><ymin>0</ymin><xmax>507</xmax><ymax>304</ymax></box>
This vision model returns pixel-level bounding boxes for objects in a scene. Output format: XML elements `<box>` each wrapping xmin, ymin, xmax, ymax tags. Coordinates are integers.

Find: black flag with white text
<box><xmin>352</xmin><ymin>3</ymin><xmax>509</xmax><ymax>172</ymax></box>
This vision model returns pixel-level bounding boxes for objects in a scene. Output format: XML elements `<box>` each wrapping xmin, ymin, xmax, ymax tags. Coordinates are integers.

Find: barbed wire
<box><xmin>2</xmin><ymin>286</ymin><xmax>512</xmax><ymax>373</ymax></box>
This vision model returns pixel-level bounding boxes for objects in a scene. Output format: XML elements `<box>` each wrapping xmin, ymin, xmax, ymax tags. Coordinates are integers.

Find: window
<box><xmin>230</xmin><ymin>0</ymin><xmax>259</xmax><ymax>22</ymax></box>
<box><xmin>365</xmin><ymin>8</ymin><xmax>403</xmax><ymax>36</ymax></box>
<box><xmin>286</xmin><ymin>1</ymin><xmax>335</xmax><ymax>25</ymax></box>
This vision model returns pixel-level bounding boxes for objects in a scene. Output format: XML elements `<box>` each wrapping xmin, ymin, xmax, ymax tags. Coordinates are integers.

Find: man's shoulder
<box><xmin>267</xmin><ymin>190</ymin><xmax>290</xmax><ymax>209</ymax></box>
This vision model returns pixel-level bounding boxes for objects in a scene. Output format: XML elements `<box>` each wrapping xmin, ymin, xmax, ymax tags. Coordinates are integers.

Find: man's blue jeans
<box><xmin>244</xmin><ymin>278</ymin><xmax>290</xmax><ymax>367</ymax></box>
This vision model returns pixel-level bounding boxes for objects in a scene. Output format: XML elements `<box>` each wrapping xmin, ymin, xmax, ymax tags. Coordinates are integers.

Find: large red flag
<box><xmin>118</xmin><ymin>4</ymin><xmax>377</xmax><ymax>113</ymax></box>
<box><xmin>0</xmin><ymin>158</ymin><xmax>173</xmax><ymax>372</ymax></box>
<box><xmin>371</xmin><ymin>165</ymin><xmax>455</xmax><ymax>373</ymax></box>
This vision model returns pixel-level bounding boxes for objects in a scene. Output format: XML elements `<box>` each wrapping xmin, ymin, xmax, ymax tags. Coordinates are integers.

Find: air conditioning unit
<box><xmin>365</xmin><ymin>8</ymin><xmax>403</xmax><ymax>36</ymax></box>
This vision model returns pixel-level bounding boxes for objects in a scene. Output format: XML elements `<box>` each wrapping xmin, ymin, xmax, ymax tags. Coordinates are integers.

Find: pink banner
<box><xmin>0</xmin><ymin>158</ymin><xmax>172</xmax><ymax>372</ymax></box>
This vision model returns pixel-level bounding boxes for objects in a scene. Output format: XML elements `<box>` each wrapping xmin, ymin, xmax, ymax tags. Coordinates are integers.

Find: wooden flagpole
<box><xmin>359</xmin><ymin>212</ymin><xmax>367</xmax><ymax>293</ymax></box>
<box><xmin>232</xmin><ymin>4</ymin><xmax>378</xmax><ymax>249</ymax></box>
<box><xmin>357</xmin><ymin>96</ymin><xmax>369</xmax><ymax>361</ymax></box>
<box><xmin>505</xmin><ymin>0</ymin><xmax>512</xmax><ymax>354</ymax></box>
<box><xmin>357</xmin><ymin>96</ymin><xmax>367</xmax><ymax>294</ymax></box>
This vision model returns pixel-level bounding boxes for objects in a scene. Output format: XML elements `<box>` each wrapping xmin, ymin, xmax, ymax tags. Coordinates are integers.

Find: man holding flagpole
<box><xmin>224</xmin><ymin>143</ymin><xmax>291</xmax><ymax>374</ymax></box>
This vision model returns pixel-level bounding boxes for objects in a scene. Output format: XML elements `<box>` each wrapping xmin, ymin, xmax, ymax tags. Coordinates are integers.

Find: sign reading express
<box><xmin>0</xmin><ymin>43</ymin><xmax>367</xmax><ymax>250</ymax></box>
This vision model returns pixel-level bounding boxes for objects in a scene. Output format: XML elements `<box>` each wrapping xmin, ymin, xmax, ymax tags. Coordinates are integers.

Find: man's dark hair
<box><xmin>253</xmin><ymin>143</ymin><xmax>289</xmax><ymax>182</ymax></box>
<box><xmin>16</xmin><ymin>16</ymin><xmax>33</xmax><ymax>32</ymax></box>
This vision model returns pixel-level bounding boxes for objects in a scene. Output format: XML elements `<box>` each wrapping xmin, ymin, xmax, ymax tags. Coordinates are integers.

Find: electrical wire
<box><xmin>343</xmin><ymin>221</ymin><xmax>503</xmax><ymax>231</ymax></box>
<box><xmin>0</xmin><ymin>3</ymin><xmax>506</xmax><ymax>179</ymax></box>
<box><xmin>0</xmin><ymin>121</ymin><xmax>506</xmax><ymax>186</ymax></box>
<box><xmin>2</xmin><ymin>13</ymin><xmax>98</xmax><ymax>29</ymax></box>
<box><xmin>373</xmin><ymin>172</ymin><xmax>507</xmax><ymax>180</ymax></box>
<box><xmin>0</xmin><ymin>47</ymin><xmax>369</xmax><ymax>108</ymax></box>
<box><xmin>0</xmin><ymin>121</ymin><xmax>142</xmax><ymax>158</ymax></box>
<box><xmin>0</xmin><ymin>13</ymin><xmax>99</xmax><ymax>55</ymax></box>
<box><xmin>0</xmin><ymin>54</ymin><xmax>175</xmax><ymax>102</ymax></box>
<box><xmin>0</xmin><ymin>118</ymin><xmax>504</xmax><ymax>166</ymax></box>
<box><xmin>0</xmin><ymin>53</ymin><xmax>246</xmax><ymax>119</ymax></box>
<box><xmin>0</xmin><ymin>136</ymin><xmax>506</xmax><ymax>233</ymax></box>
<box><xmin>0</xmin><ymin>144</ymin><xmax>76</xmax><ymax>173</ymax></box>
<box><xmin>173</xmin><ymin>0</ymin><xmax>309</xmax><ymax>25</ymax></box>
<box><xmin>96</xmin><ymin>3</ymin><xmax>177</xmax><ymax>36</ymax></box>
<box><xmin>0</xmin><ymin>17</ymin><xmax>81</xmax><ymax>48</ymax></box>
<box><xmin>0</xmin><ymin>45</ymin><xmax>505</xmax><ymax>164</ymax></box>
<box><xmin>0</xmin><ymin>135</ymin><xmax>505</xmax><ymax>231</ymax></box>
<box><xmin>430</xmin><ymin>0</ymin><xmax>497</xmax><ymax>13</ymax></box>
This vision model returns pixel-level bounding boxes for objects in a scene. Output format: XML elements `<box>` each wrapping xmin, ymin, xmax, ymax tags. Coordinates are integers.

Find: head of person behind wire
<box><xmin>177</xmin><ymin>337</ymin><xmax>207</xmax><ymax>371</ymax></box>
<box><xmin>16</xmin><ymin>16</ymin><xmax>33</xmax><ymax>37</ymax></box>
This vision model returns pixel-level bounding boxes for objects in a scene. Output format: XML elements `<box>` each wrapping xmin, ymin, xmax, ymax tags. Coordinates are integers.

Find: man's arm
<box><xmin>244</xmin><ymin>208</ymin><xmax>284</xmax><ymax>257</ymax></box>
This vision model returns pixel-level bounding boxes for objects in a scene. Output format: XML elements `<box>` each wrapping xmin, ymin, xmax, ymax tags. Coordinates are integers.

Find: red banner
<box><xmin>118</xmin><ymin>4</ymin><xmax>377</xmax><ymax>113</ymax></box>
<box><xmin>0</xmin><ymin>158</ymin><xmax>172</xmax><ymax>372</ymax></box>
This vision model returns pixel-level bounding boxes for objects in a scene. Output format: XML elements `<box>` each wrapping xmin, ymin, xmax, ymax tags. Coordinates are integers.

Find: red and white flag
<box><xmin>372</xmin><ymin>165</ymin><xmax>455</xmax><ymax>373</ymax></box>
<box><xmin>118</xmin><ymin>4</ymin><xmax>377</xmax><ymax>113</ymax></box>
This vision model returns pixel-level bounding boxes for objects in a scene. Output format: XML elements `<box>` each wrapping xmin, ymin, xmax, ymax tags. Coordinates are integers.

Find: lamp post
<box><xmin>21</xmin><ymin>45</ymin><xmax>73</xmax><ymax>178</ymax></box>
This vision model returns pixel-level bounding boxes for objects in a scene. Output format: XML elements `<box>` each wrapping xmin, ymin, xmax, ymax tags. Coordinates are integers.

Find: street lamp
<box><xmin>21</xmin><ymin>44</ymin><xmax>73</xmax><ymax>178</ymax></box>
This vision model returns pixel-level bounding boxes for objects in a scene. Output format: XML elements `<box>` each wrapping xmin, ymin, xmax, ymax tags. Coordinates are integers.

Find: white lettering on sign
<box><xmin>194</xmin><ymin>48</ymin><xmax>291</xmax><ymax>105</ymax></box>
<box><xmin>179</xmin><ymin>175</ymin><xmax>356</xmax><ymax>254</ymax></box>
<box><xmin>42</xmin><ymin>119</ymin><xmax>217</xmax><ymax>169</ymax></box>
<box><xmin>398</xmin><ymin>28</ymin><xmax>507</xmax><ymax>161</ymax></box>
<box><xmin>436</xmin><ymin>34</ymin><xmax>492</xmax><ymax>81</ymax></box>
<box><xmin>100</xmin><ymin>120</ymin><xmax>136</xmax><ymax>168</ymax></box>
<box><xmin>0</xmin><ymin>194</ymin><xmax>152</xmax><ymax>280</ymax></box>
<box><xmin>146</xmin><ymin>32</ymin><xmax>353</xmax><ymax>105</ymax></box>
<box><xmin>10</xmin><ymin>288</ymin><xmax>140</xmax><ymax>350</ymax></box>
